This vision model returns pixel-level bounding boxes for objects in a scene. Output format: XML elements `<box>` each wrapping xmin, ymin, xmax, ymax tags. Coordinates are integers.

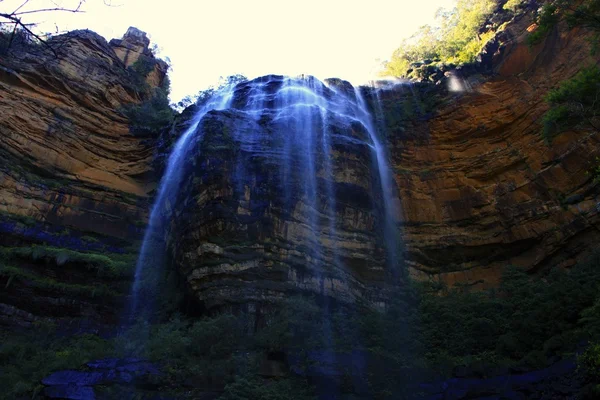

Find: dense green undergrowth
<box><xmin>3</xmin><ymin>253</ymin><xmax>600</xmax><ymax>399</ymax></box>
<box><xmin>0</xmin><ymin>327</ymin><xmax>115</xmax><ymax>399</ymax></box>
<box><xmin>0</xmin><ymin>245</ymin><xmax>136</xmax><ymax>277</ymax></box>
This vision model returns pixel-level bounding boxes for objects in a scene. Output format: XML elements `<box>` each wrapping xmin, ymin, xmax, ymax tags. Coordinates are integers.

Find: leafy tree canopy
<box><xmin>381</xmin><ymin>0</ymin><xmax>497</xmax><ymax>77</ymax></box>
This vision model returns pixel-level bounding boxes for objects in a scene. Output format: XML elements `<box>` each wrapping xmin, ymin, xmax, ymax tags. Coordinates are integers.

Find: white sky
<box><xmin>2</xmin><ymin>0</ymin><xmax>455</xmax><ymax>102</ymax></box>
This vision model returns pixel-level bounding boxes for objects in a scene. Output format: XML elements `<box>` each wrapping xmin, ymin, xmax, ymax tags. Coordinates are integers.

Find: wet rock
<box><xmin>43</xmin><ymin>371</ymin><xmax>104</xmax><ymax>386</ymax></box>
<box><xmin>44</xmin><ymin>384</ymin><xmax>96</xmax><ymax>400</ymax></box>
<box><xmin>42</xmin><ymin>358</ymin><xmax>162</xmax><ymax>399</ymax></box>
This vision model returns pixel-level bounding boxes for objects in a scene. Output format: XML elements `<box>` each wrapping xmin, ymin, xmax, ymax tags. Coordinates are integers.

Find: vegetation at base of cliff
<box><xmin>4</xmin><ymin>254</ymin><xmax>600</xmax><ymax>398</ymax></box>
<box><xmin>0</xmin><ymin>245</ymin><xmax>136</xmax><ymax>277</ymax></box>
<box><xmin>0</xmin><ymin>325</ymin><xmax>114</xmax><ymax>399</ymax></box>
<box><xmin>381</xmin><ymin>0</ymin><xmax>497</xmax><ymax>78</ymax></box>
<box><xmin>0</xmin><ymin>264</ymin><xmax>119</xmax><ymax>298</ymax></box>
<box><xmin>220</xmin><ymin>375</ymin><xmax>315</xmax><ymax>400</ymax></box>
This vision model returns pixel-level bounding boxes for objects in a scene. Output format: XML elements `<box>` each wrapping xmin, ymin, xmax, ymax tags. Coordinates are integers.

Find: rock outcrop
<box><xmin>0</xmin><ymin>28</ymin><xmax>165</xmax><ymax>328</ymax></box>
<box><xmin>388</xmin><ymin>13</ymin><xmax>600</xmax><ymax>287</ymax></box>
<box><xmin>1</xmin><ymin>5</ymin><xmax>599</xmax><ymax>326</ymax></box>
<box><xmin>163</xmin><ymin>76</ymin><xmax>394</xmax><ymax>314</ymax></box>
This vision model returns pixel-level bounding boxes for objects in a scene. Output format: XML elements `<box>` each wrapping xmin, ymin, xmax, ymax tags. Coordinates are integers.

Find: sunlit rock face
<box><xmin>0</xmin><ymin>29</ymin><xmax>166</xmax><ymax>239</ymax></box>
<box><xmin>109</xmin><ymin>26</ymin><xmax>168</xmax><ymax>88</ymax></box>
<box><xmin>385</xmin><ymin>14</ymin><xmax>600</xmax><ymax>288</ymax></box>
<box><xmin>0</xmin><ymin>28</ymin><xmax>165</xmax><ymax>328</ymax></box>
<box><xmin>164</xmin><ymin>75</ymin><xmax>400</xmax><ymax>313</ymax></box>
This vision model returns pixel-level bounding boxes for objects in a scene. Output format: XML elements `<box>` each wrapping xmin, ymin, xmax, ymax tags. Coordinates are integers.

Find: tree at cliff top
<box><xmin>381</xmin><ymin>0</ymin><xmax>497</xmax><ymax>77</ymax></box>
<box><xmin>0</xmin><ymin>0</ymin><xmax>89</xmax><ymax>55</ymax></box>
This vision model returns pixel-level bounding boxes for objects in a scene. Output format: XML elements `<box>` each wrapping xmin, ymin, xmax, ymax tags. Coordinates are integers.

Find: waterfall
<box><xmin>126</xmin><ymin>75</ymin><xmax>403</xmax><ymax>330</ymax></box>
<box><xmin>354</xmin><ymin>87</ymin><xmax>402</xmax><ymax>276</ymax></box>
<box><xmin>124</xmin><ymin>86</ymin><xmax>234</xmax><ymax>326</ymax></box>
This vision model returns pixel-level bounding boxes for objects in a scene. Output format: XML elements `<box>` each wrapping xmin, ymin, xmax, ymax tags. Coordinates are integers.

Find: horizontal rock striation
<box><xmin>0</xmin><ymin>28</ymin><xmax>165</xmax><ymax>328</ymax></box>
<box><xmin>164</xmin><ymin>76</ymin><xmax>396</xmax><ymax>313</ymax></box>
<box><xmin>388</xmin><ymin>14</ymin><xmax>600</xmax><ymax>287</ymax></box>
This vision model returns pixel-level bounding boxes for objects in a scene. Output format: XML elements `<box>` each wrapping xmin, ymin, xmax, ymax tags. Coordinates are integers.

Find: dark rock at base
<box><xmin>44</xmin><ymin>384</ymin><xmax>95</xmax><ymax>400</ymax></box>
<box><xmin>42</xmin><ymin>358</ymin><xmax>163</xmax><ymax>399</ymax></box>
<box><xmin>42</xmin><ymin>371</ymin><xmax>105</xmax><ymax>386</ymax></box>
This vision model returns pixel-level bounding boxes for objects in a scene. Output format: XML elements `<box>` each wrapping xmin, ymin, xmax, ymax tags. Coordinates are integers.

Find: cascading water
<box><xmin>124</xmin><ymin>87</ymin><xmax>234</xmax><ymax>326</ymax></box>
<box><xmin>125</xmin><ymin>76</ymin><xmax>404</xmax><ymax>374</ymax></box>
<box><xmin>354</xmin><ymin>87</ymin><xmax>402</xmax><ymax>276</ymax></box>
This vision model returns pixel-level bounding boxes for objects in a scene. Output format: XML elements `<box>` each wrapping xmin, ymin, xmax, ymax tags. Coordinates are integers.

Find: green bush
<box><xmin>220</xmin><ymin>375</ymin><xmax>315</xmax><ymax>400</ymax></box>
<box><xmin>0</xmin><ymin>245</ymin><xmax>136</xmax><ymax>277</ymax></box>
<box><xmin>528</xmin><ymin>0</ymin><xmax>600</xmax><ymax>46</ymax></box>
<box><xmin>121</xmin><ymin>87</ymin><xmax>174</xmax><ymax>137</ymax></box>
<box><xmin>0</xmin><ymin>328</ymin><xmax>114</xmax><ymax>399</ymax></box>
<box><xmin>542</xmin><ymin>65</ymin><xmax>600</xmax><ymax>140</ymax></box>
<box><xmin>503</xmin><ymin>0</ymin><xmax>525</xmax><ymax>13</ymax></box>
<box><xmin>578</xmin><ymin>342</ymin><xmax>600</xmax><ymax>397</ymax></box>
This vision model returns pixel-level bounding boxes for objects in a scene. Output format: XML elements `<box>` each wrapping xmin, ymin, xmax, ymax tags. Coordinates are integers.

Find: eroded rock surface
<box><xmin>0</xmin><ymin>28</ymin><xmax>165</xmax><ymax>328</ymax></box>
<box><xmin>388</xmin><ymin>15</ymin><xmax>600</xmax><ymax>287</ymax></box>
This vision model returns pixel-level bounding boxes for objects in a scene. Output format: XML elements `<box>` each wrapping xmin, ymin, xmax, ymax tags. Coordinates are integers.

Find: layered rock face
<box><xmin>0</xmin><ymin>28</ymin><xmax>165</xmax><ymax>327</ymax></box>
<box><xmin>388</xmin><ymin>14</ymin><xmax>600</xmax><ymax>287</ymax></box>
<box><xmin>163</xmin><ymin>76</ymin><xmax>397</xmax><ymax>313</ymax></box>
<box><xmin>159</xmin><ymin>13</ymin><xmax>600</xmax><ymax>311</ymax></box>
<box><xmin>1</xmin><ymin>5</ymin><xmax>598</xmax><ymax>327</ymax></box>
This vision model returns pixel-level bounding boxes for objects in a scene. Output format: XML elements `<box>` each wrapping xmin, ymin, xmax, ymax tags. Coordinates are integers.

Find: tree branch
<box><xmin>11</xmin><ymin>0</ymin><xmax>31</xmax><ymax>15</ymax></box>
<box><xmin>13</xmin><ymin>2</ymin><xmax>84</xmax><ymax>16</ymax></box>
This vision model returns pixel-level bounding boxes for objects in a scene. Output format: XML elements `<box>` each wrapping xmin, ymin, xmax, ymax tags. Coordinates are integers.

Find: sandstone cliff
<box><xmin>1</xmin><ymin>5</ymin><xmax>598</xmax><ymax>326</ymax></box>
<box><xmin>0</xmin><ymin>28</ymin><xmax>166</xmax><ymax>328</ymax></box>
<box><xmin>388</xmin><ymin>12</ymin><xmax>600</xmax><ymax>287</ymax></box>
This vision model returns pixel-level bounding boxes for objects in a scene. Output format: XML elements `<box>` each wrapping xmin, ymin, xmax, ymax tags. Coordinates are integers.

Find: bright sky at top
<box><xmin>2</xmin><ymin>0</ymin><xmax>456</xmax><ymax>102</ymax></box>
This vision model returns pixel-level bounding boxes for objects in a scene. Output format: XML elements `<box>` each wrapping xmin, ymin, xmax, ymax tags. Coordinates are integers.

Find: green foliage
<box><xmin>5</xmin><ymin>253</ymin><xmax>600</xmax><ymax>398</ymax></box>
<box><xmin>127</xmin><ymin>54</ymin><xmax>158</xmax><ymax>94</ymax></box>
<box><xmin>527</xmin><ymin>2</ymin><xmax>560</xmax><ymax>45</ymax></box>
<box><xmin>382</xmin><ymin>0</ymin><xmax>496</xmax><ymax>77</ymax></box>
<box><xmin>503</xmin><ymin>0</ymin><xmax>525</xmax><ymax>13</ymax></box>
<box><xmin>578</xmin><ymin>342</ymin><xmax>600</xmax><ymax>397</ymax></box>
<box><xmin>542</xmin><ymin>65</ymin><xmax>600</xmax><ymax>139</ymax></box>
<box><xmin>0</xmin><ymin>245</ymin><xmax>136</xmax><ymax>277</ymax></box>
<box><xmin>0</xmin><ymin>264</ymin><xmax>119</xmax><ymax>297</ymax></box>
<box><xmin>121</xmin><ymin>87</ymin><xmax>175</xmax><ymax>137</ymax></box>
<box><xmin>131</xmin><ymin>54</ymin><xmax>157</xmax><ymax>78</ymax></box>
<box><xmin>220</xmin><ymin>375</ymin><xmax>315</xmax><ymax>400</ymax></box>
<box><xmin>0</xmin><ymin>327</ymin><xmax>114</xmax><ymax>399</ymax></box>
<box><xmin>116</xmin><ymin>313</ymin><xmax>249</xmax><ymax>386</ymax></box>
<box><xmin>176</xmin><ymin>74</ymin><xmax>247</xmax><ymax>110</ymax></box>
<box><xmin>121</xmin><ymin>50</ymin><xmax>174</xmax><ymax>137</ymax></box>
<box><xmin>528</xmin><ymin>0</ymin><xmax>600</xmax><ymax>46</ymax></box>
<box><xmin>579</xmin><ymin>342</ymin><xmax>600</xmax><ymax>381</ymax></box>
<box><xmin>255</xmin><ymin>296</ymin><xmax>326</xmax><ymax>354</ymax></box>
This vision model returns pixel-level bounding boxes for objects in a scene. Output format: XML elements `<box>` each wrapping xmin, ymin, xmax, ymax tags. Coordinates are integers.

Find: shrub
<box><xmin>579</xmin><ymin>342</ymin><xmax>600</xmax><ymax>384</ymax></box>
<box><xmin>0</xmin><ymin>329</ymin><xmax>114</xmax><ymax>399</ymax></box>
<box><xmin>503</xmin><ymin>0</ymin><xmax>525</xmax><ymax>13</ymax></box>
<box><xmin>220</xmin><ymin>375</ymin><xmax>315</xmax><ymax>400</ymax></box>
<box><xmin>121</xmin><ymin>87</ymin><xmax>174</xmax><ymax>137</ymax></box>
<box><xmin>542</xmin><ymin>65</ymin><xmax>600</xmax><ymax>140</ymax></box>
